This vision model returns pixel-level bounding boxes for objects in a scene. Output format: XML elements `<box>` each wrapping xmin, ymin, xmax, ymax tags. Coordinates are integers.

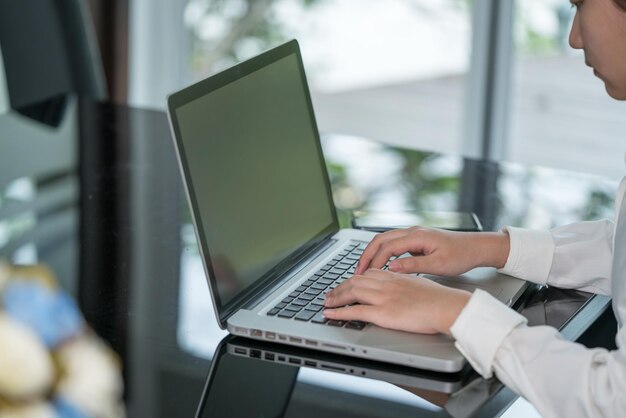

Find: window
<box><xmin>132</xmin><ymin>0</ymin><xmax>473</xmax><ymax>155</ymax></box>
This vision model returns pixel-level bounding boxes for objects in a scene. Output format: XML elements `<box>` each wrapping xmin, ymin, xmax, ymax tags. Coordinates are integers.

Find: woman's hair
<box><xmin>616</xmin><ymin>0</ymin><xmax>626</xmax><ymax>12</ymax></box>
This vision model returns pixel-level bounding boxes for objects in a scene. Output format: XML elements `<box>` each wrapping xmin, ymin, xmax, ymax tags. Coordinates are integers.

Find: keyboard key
<box><xmin>304</xmin><ymin>304</ymin><xmax>323</xmax><ymax>312</ymax></box>
<box><xmin>324</xmin><ymin>273</ymin><xmax>339</xmax><ymax>280</ymax></box>
<box><xmin>345</xmin><ymin>321</ymin><xmax>367</xmax><ymax>330</ymax></box>
<box><xmin>318</xmin><ymin>278</ymin><xmax>333</xmax><ymax>285</ymax></box>
<box><xmin>291</xmin><ymin>299</ymin><xmax>308</xmax><ymax>307</ymax></box>
<box><xmin>311</xmin><ymin>283</ymin><xmax>327</xmax><ymax>291</ymax></box>
<box><xmin>311</xmin><ymin>313</ymin><xmax>328</xmax><ymax>324</ymax></box>
<box><xmin>295</xmin><ymin>310</ymin><xmax>316</xmax><ymax>321</ymax></box>
<box><xmin>303</xmin><ymin>279</ymin><xmax>316</xmax><ymax>286</ymax></box>
<box><xmin>299</xmin><ymin>293</ymin><xmax>315</xmax><ymax>301</ymax></box>
<box><xmin>289</xmin><ymin>291</ymin><xmax>301</xmax><ymax>298</ymax></box>
<box><xmin>296</xmin><ymin>285</ymin><xmax>307</xmax><ymax>292</ymax></box>
<box><xmin>277</xmin><ymin>310</ymin><xmax>296</xmax><ymax>318</ymax></box>
<box><xmin>331</xmin><ymin>267</ymin><xmax>346</xmax><ymax>274</ymax></box>
<box><xmin>276</xmin><ymin>302</ymin><xmax>287</xmax><ymax>309</ymax></box>
<box><xmin>327</xmin><ymin>320</ymin><xmax>346</xmax><ymax>327</ymax></box>
<box><xmin>267</xmin><ymin>308</ymin><xmax>280</xmax><ymax>316</ymax></box>
<box><xmin>304</xmin><ymin>288</ymin><xmax>321</xmax><ymax>297</ymax></box>
<box><xmin>338</xmin><ymin>261</ymin><xmax>353</xmax><ymax>269</ymax></box>
<box><xmin>281</xmin><ymin>296</ymin><xmax>294</xmax><ymax>304</ymax></box>
<box><xmin>285</xmin><ymin>304</ymin><xmax>304</xmax><ymax>312</ymax></box>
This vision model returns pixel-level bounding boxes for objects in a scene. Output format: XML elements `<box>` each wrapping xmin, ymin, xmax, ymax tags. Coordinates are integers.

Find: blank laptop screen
<box><xmin>175</xmin><ymin>53</ymin><xmax>336</xmax><ymax>309</ymax></box>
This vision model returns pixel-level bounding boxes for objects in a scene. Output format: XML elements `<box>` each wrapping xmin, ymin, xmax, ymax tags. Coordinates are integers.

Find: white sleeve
<box><xmin>451</xmin><ymin>289</ymin><xmax>626</xmax><ymax>418</ymax></box>
<box><xmin>500</xmin><ymin>220</ymin><xmax>614</xmax><ymax>295</ymax></box>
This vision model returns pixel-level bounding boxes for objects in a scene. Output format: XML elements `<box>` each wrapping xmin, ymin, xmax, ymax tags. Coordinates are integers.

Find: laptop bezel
<box><xmin>166</xmin><ymin>40</ymin><xmax>340</xmax><ymax>329</ymax></box>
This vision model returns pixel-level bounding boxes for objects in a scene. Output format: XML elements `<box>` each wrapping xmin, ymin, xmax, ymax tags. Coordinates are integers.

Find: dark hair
<box><xmin>616</xmin><ymin>0</ymin><xmax>626</xmax><ymax>12</ymax></box>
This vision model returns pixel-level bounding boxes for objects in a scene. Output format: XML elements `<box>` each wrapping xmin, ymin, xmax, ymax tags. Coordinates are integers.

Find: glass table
<box><xmin>0</xmin><ymin>96</ymin><xmax>617</xmax><ymax>417</ymax></box>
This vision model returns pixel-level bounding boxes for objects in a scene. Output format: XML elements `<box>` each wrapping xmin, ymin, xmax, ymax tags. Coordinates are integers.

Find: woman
<box><xmin>323</xmin><ymin>0</ymin><xmax>626</xmax><ymax>416</ymax></box>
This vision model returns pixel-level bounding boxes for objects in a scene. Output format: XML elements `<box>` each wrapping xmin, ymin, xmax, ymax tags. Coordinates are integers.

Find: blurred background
<box><xmin>2</xmin><ymin>0</ymin><xmax>624</xmax><ymax>178</ymax></box>
<box><xmin>125</xmin><ymin>0</ymin><xmax>625</xmax><ymax>179</ymax></box>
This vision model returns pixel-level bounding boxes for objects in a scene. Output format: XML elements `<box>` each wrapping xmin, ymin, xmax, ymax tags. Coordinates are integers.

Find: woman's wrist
<box><xmin>438</xmin><ymin>288</ymin><xmax>472</xmax><ymax>335</ymax></box>
<box><xmin>474</xmin><ymin>231</ymin><xmax>510</xmax><ymax>269</ymax></box>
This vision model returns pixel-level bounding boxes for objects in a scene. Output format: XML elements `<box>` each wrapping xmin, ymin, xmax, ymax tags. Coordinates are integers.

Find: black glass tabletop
<box><xmin>0</xmin><ymin>96</ymin><xmax>616</xmax><ymax>417</ymax></box>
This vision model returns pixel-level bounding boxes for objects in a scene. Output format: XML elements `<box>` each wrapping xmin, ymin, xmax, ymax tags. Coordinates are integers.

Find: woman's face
<box><xmin>569</xmin><ymin>0</ymin><xmax>626</xmax><ymax>99</ymax></box>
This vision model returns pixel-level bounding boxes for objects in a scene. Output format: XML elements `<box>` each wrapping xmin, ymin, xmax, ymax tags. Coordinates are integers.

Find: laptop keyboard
<box><xmin>266</xmin><ymin>240</ymin><xmax>394</xmax><ymax>331</ymax></box>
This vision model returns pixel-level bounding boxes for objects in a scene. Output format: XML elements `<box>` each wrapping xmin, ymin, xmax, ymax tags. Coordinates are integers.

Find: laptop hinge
<box><xmin>243</xmin><ymin>237</ymin><xmax>338</xmax><ymax>310</ymax></box>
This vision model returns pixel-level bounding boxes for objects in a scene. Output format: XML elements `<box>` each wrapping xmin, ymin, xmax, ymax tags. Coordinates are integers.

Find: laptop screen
<box><xmin>172</xmin><ymin>46</ymin><xmax>337</xmax><ymax>317</ymax></box>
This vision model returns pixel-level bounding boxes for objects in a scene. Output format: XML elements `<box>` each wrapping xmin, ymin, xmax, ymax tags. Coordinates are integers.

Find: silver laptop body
<box><xmin>166</xmin><ymin>40</ymin><xmax>527</xmax><ymax>373</ymax></box>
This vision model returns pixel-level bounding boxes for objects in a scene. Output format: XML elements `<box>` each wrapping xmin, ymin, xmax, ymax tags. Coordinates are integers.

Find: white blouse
<box><xmin>450</xmin><ymin>175</ymin><xmax>626</xmax><ymax>418</ymax></box>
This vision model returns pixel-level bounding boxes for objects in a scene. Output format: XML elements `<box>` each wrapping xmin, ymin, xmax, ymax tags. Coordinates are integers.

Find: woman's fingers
<box><xmin>368</xmin><ymin>233</ymin><xmax>429</xmax><ymax>271</ymax></box>
<box><xmin>323</xmin><ymin>303</ymin><xmax>378</xmax><ymax>323</ymax></box>
<box><xmin>356</xmin><ymin>228</ymin><xmax>496</xmax><ymax>277</ymax></box>
<box><xmin>324</xmin><ymin>276</ymin><xmax>381</xmax><ymax>308</ymax></box>
<box><xmin>324</xmin><ymin>270</ymin><xmax>471</xmax><ymax>335</ymax></box>
<box><xmin>388</xmin><ymin>254</ymin><xmax>431</xmax><ymax>274</ymax></box>
<box><xmin>355</xmin><ymin>229</ymin><xmax>411</xmax><ymax>275</ymax></box>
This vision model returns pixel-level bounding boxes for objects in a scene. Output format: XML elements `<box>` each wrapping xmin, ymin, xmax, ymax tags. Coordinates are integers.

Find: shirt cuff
<box><xmin>450</xmin><ymin>289</ymin><xmax>527</xmax><ymax>378</ymax></box>
<box><xmin>498</xmin><ymin>226</ymin><xmax>555</xmax><ymax>285</ymax></box>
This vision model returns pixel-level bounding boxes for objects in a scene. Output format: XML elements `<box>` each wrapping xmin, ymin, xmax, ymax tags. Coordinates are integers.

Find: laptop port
<box><xmin>265</xmin><ymin>353</ymin><xmax>275</xmax><ymax>361</ymax></box>
<box><xmin>234</xmin><ymin>347</ymin><xmax>246</xmax><ymax>355</ymax></box>
<box><xmin>250</xmin><ymin>349</ymin><xmax>261</xmax><ymax>358</ymax></box>
<box><xmin>265</xmin><ymin>332</ymin><xmax>276</xmax><ymax>340</ymax></box>
<box><xmin>289</xmin><ymin>358</ymin><xmax>301</xmax><ymax>365</ymax></box>
<box><xmin>321</xmin><ymin>343</ymin><xmax>346</xmax><ymax>351</ymax></box>
<box><xmin>305</xmin><ymin>340</ymin><xmax>318</xmax><ymax>347</ymax></box>
<box><xmin>321</xmin><ymin>364</ymin><xmax>345</xmax><ymax>372</ymax></box>
<box><xmin>304</xmin><ymin>360</ymin><xmax>317</xmax><ymax>367</ymax></box>
<box><xmin>289</xmin><ymin>337</ymin><xmax>302</xmax><ymax>344</ymax></box>
<box><xmin>278</xmin><ymin>356</ymin><xmax>286</xmax><ymax>361</ymax></box>
<box><xmin>251</xmin><ymin>329</ymin><xmax>263</xmax><ymax>337</ymax></box>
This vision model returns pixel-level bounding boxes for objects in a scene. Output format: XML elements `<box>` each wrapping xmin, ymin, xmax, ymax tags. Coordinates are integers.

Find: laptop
<box><xmin>166</xmin><ymin>39</ymin><xmax>528</xmax><ymax>373</ymax></box>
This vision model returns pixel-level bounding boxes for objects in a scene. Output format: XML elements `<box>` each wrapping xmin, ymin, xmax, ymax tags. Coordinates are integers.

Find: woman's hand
<box><xmin>323</xmin><ymin>269</ymin><xmax>471</xmax><ymax>335</ymax></box>
<box><xmin>354</xmin><ymin>227</ymin><xmax>510</xmax><ymax>277</ymax></box>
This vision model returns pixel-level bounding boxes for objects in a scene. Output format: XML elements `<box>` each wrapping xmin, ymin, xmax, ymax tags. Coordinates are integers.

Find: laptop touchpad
<box><xmin>427</xmin><ymin>277</ymin><xmax>503</xmax><ymax>299</ymax></box>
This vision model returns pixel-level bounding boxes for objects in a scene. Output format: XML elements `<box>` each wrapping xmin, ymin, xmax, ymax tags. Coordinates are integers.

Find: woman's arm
<box><xmin>325</xmin><ymin>277</ymin><xmax>625</xmax><ymax>418</ymax></box>
<box><xmin>452</xmin><ymin>290</ymin><xmax>625</xmax><ymax>418</ymax></box>
<box><xmin>354</xmin><ymin>219</ymin><xmax>614</xmax><ymax>295</ymax></box>
<box><xmin>502</xmin><ymin>220</ymin><xmax>614</xmax><ymax>295</ymax></box>
<box><xmin>354</xmin><ymin>227</ymin><xmax>511</xmax><ymax>277</ymax></box>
